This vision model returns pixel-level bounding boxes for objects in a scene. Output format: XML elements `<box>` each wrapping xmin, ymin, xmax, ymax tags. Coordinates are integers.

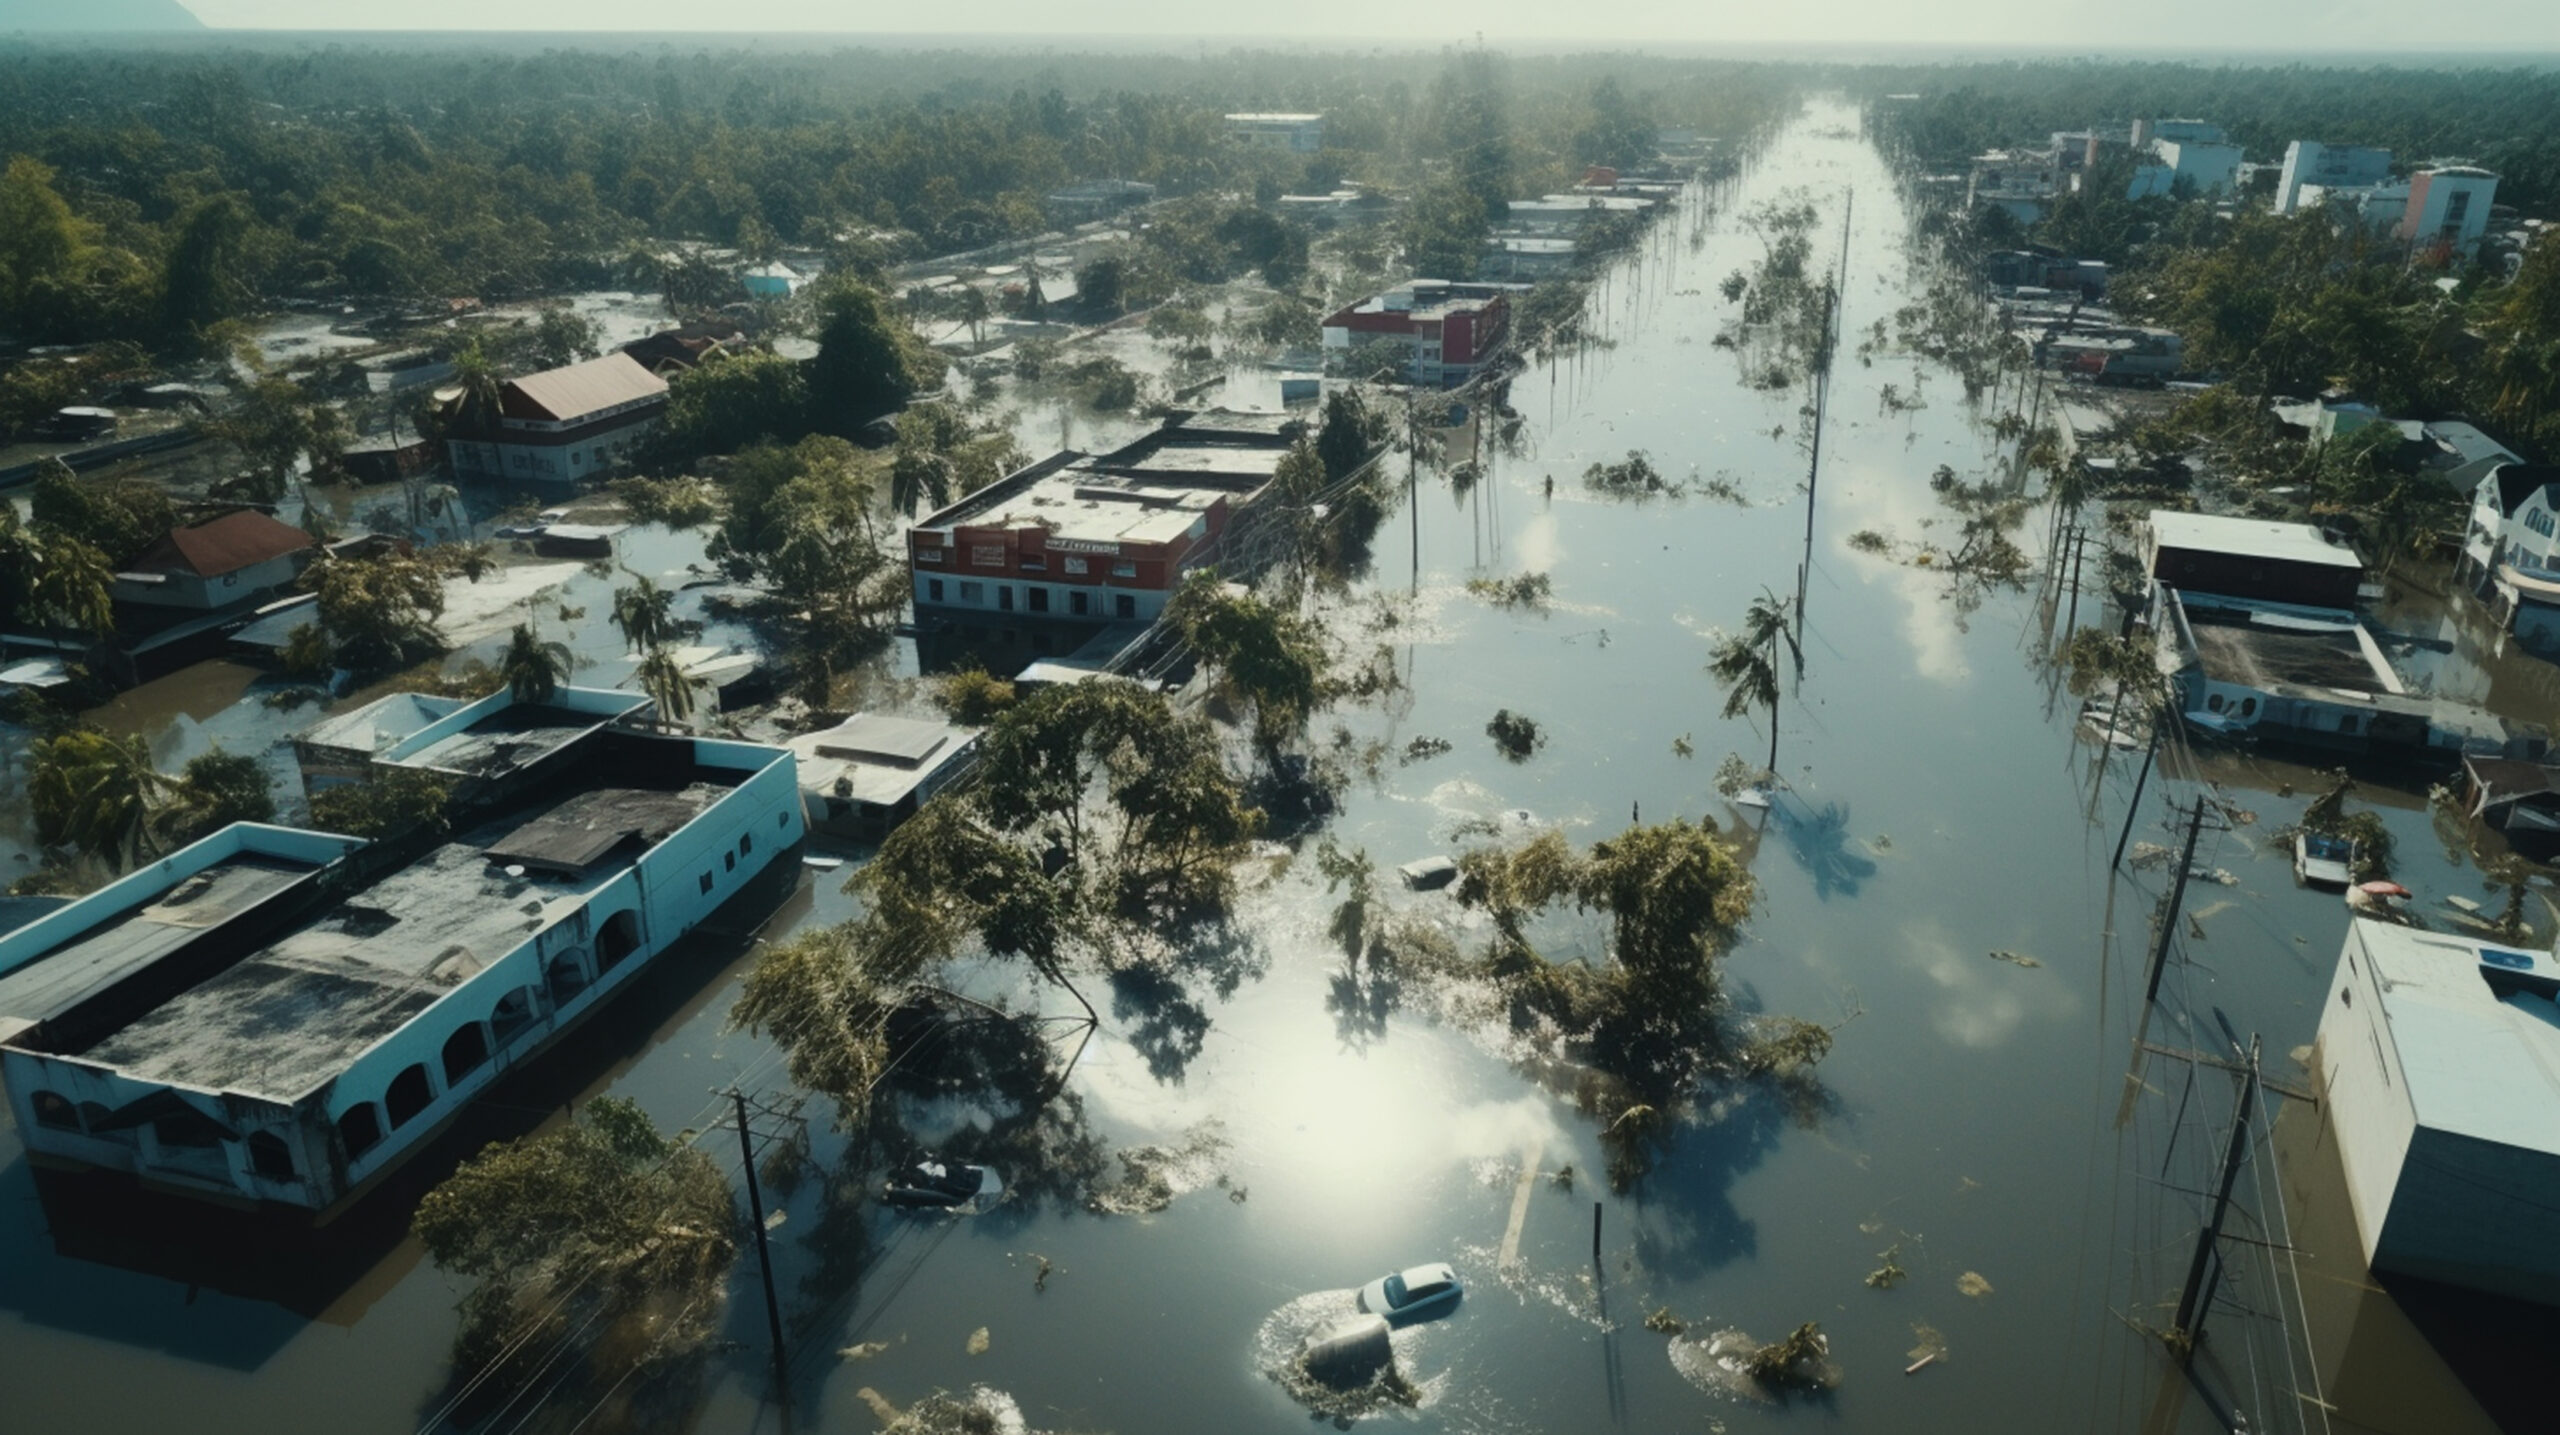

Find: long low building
<box><xmin>0</xmin><ymin>685</ymin><xmax>804</xmax><ymax>1213</ymax></box>
<box><xmin>446</xmin><ymin>352</ymin><xmax>668</xmax><ymax>487</ymax></box>
<box><xmin>906</xmin><ymin>410</ymin><xmax>1307</xmax><ymax>624</ymax></box>
<box><xmin>2316</xmin><ymin>920</ymin><xmax>2560</xmax><ymax>1305</ymax></box>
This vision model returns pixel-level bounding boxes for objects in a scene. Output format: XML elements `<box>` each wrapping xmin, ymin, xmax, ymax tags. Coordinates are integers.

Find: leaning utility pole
<box><xmin>2144</xmin><ymin>796</ymin><xmax>2209</xmax><ymax>1007</ymax></box>
<box><xmin>2170</xmin><ymin>1037</ymin><xmax>2262</xmax><ymax>1359</ymax></box>
<box><xmin>733</xmin><ymin>1089</ymin><xmax>791</xmax><ymax>1409</ymax></box>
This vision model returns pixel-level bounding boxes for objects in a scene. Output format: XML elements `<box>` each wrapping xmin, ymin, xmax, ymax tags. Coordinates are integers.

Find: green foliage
<box><xmin>634</xmin><ymin>643</ymin><xmax>706</xmax><ymax>729</ymax></box>
<box><xmin>1486</xmin><ymin>708</ymin><xmax>1545</xmax><ymax>761</ymax></box>
<box><xmin>28</xmin><ymin>728</ymin><xmax>165</xmax><ymax>866</ymax></box>
<box><xmin>663</xmin><ymin>348</ymin><xmax>811</xmax><ymax>458</ymax></box>
<box><xmin>1466</xmin><ymin>572</ymin><xmax>1554</xmax><ymax>608</ymax></box>
<box><xmin>1165</xmin><ymin>571</ymin><xmax>1334</xmax><ymax>759</ymax></box>
<box><xmin>29</xmin><ymin>465</ymin><xmax>176</xmax><ymax>567</ymax></box>
<box><xmin>808</xmin><ymin>279</ymin><xmax>943</xmax><ymax>431</ymax></box>
<box><xmin>1398</xmin><ymin>178</ymin><xmax>1490</xmax><ymax>282</ymax></box>
<box><xmin>609</xmin><ymin>571</ymin><xmax>678</xmax><ymax>653</ymax></box>
<box><xmin>304</xmin><ymin>551</ymin><xmax>448</xmax><ymax>674</ymax></box>
<box><xmin>1316</xmin><ymin>388</ymin><xmax>1390</xmax><ymax>481</ymax></box>
<box><xmin>531</xmin><ymin>305</ymin><xmax>602</xmax><ymax>369</ymax></box>
<box><xmin>307</xmin><ymin>765</ymin><xmax>452</xmax><ymax>841</ymax></box>
<box><xmin>1582</xmin><ymin>451</ymin><xmax>1672</xmax><ymax>496</ymax></box>
<box><xmin>710</xmin><ymin>436</ymin><xmax>900</xmax><ymax>628</ymax></box>
<box><xmin>155</xmin><ymin>749</ymin><xmax>276</xmax><ymax>847</ymax></box>
<box><xmin>932</xmin><ymin>665</ymin><xmax>1019</xmax><ymax>726</ymax></box>
<box><xmin>610</xmin><ymin>474</ymin><xmax>721</xmax><ymax>529</ymax></box>
<box><xmin>497</xmin><ymin>623</ymin><xmax>573</xmax><ymax>704</ymax></box>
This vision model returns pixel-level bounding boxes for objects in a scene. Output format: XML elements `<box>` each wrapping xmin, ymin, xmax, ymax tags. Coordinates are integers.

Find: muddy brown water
<box><xmin>0</xmin><ymin>101</ymin><xmax>2527</xmax><ymax>1434</ymax></box>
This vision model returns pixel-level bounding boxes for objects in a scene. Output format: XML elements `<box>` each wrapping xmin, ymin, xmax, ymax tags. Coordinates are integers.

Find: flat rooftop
<box><xmin>2352</xmin><ymin>920</ymin><xmax>2560</xmax><ymax>1157</ymax></box>
<box><xmin>298</xmin><ymin>692</ymin><xmax>465</xmax><ymax>756</ymax></box>
<box><xmin>788</xmin><ymin>713</ymin><xmax>975</xmax><ymax>808</ymax></box>
<box><xmin>71</xmin><ymin>783</ymin><xmax>727</xmax><ymax>1101</ymax></box>
<box><xmin>0</xmin><ymin>855</ymin><xmax>321</xmax><ymax>1028</ymax></box>
<box><xmin>2151</xmin><ymin>510</ymin><xmax>2363</xmax><ymax>570</ymax></box>
<box><xmin>398</xmin><ymin>701</ymin><xmax>629</xmax><ymax>779</ymax></box>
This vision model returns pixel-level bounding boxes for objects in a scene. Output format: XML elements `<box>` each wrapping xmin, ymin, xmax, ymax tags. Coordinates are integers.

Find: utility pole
<box><xmin>2112</xmin><ymin>723</ymin><xmax>2161</xmax><ymax>871</ymax></box>
<box><xmin>2145</xmin><ymin>796</ymin><xmax>2209</xmax><ymax>1007</ymax></box>
<box><xmin>2171</xmin><ymin>1037</ymin><xmax>2261</xmax><ymax>1359</ymax></box>
<box><xmin>2064</xmin><ymin>526</ymin><xmax>2090</xmax><ymax>637</ymax></box>
<box><xmin>734</xmin><ymin>1089</ymin><xmax>790</xmax><ymax>1410</ymax></box>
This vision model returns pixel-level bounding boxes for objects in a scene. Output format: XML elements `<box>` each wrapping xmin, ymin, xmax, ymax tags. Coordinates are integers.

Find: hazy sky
<box><xmin>176</xmin><ymin>1</ymin><xmax>2560</xmax><ymax>50</ymax></box>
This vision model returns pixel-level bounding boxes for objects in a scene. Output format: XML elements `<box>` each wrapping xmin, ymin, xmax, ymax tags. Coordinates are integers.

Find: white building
<box><xmin>0</xmin><ymin>685</ymin><xmax>804</xmax><ymax>1212</ymax></box>
<box><xmin>2128</xmin><ymin>138</ymin><xmax>2244</xmax><ymax>201</ymax></box>
<box><xmin>2397</xmin><ymin>165</ymin><xmax>2499</xmax><ymax>258</ymax></box>
<box><xmin>1225</xmin><ymin>113</ymin><xmax>1326</xmax><ymax>153</ymax></box>
<box><xmin>446</xmin><ymin>353</ymin><xmax>669</xmax><ymax>487</ymax></box>
<box><xmin>786</xmin><ymin>712</ymin><xmax>981</xmax><ymax>840</ymax></box>
<box><xmin>2275</xmin><ymin>141</ymin><xmax>2393</xmax><ymax>214</ymax></box>
<box><xmin>110</xmin><ymin>510</ymin><xmax>313</xmax><ymax>612</ymax></box>
<box><xmin>2315</xmin><ymin>919</ymin><xmax>2560</xmax><ymax>1305</ymax></box>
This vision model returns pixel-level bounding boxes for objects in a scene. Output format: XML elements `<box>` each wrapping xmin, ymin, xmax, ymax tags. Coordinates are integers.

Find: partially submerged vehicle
<box><xmin>2295</xmin><ymin>832</ymin><xmax>2357</xmax><ymax>890</ymax></box>
<box><xmin>1355</xmin><ymin>1262</ymin><xmax>1462</xmax><ymax>1324</ymax></box>
<box><xmin>883</xmin><ymin>1157</ymin><xmax>998</xmax><ymax>1209</ymax></box>
<box><xmin>1397</xmin><ymin>856</ymin><xmax>1459</xmax><ymax>891</ymax></box>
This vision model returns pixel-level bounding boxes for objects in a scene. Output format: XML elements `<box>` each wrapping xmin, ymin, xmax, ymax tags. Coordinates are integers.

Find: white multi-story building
<box><xmin>2275</xmin><ymin>141</ymin><xmax>2393</xmax><ymax>214</ymax></box>
<box><xmin>2398</xmin><ymin>165</ymin><xmax>2500</xmax><ymax>258</ymax></box>
<box><xmin>0</xmin><ymin>685</ymin><xmax>805</xmax><ymax>1213</ymax></box>
<box><xmin>1224</xmin><ymin>113</ymin><xmax>1326</xmax><ymax>153</ymax></box>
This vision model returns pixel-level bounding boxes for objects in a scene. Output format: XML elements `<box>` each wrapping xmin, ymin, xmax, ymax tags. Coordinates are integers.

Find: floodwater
<box><xmin>0</xmin><ymin>100</ymin><xmax>2525</xmax><ymax>1435</ymax></box>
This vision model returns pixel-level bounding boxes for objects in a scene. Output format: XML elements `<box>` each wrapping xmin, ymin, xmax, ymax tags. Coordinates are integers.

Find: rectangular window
<box><xmin>999</xmin><ymin>586</ymin><xmax>1015</xmax><ymax>612</ymax></box>
<box><xmin>699</xmin><ymin>871</ymin><xmax>714</xmax><ymax>895</ymax></box>
<box><xmin>724</xmin><ymin>850</ymin><xmax>736</xmax><ymax>872</ymax></box>
<box><xmin>1112</xmin><ymin>561</ymin><xmax>1138</xmax><ymax>578</ymax></box>
<box><xmin>959</xmin><ymin>582</ymin><xmax>984</xmax><ymax>603</ymax></box>
<box><xmin>1029</xmin><ymin>587</ymin><xmax>1050</xmax><ymax>613</ymax></box>
<box><xmin>928</xmin><ymin>579</ymin><xmax>945</xmax><ymax>602</ymax></box>
<box><xmin>739</xmin><ymin>834</ymin><xmax>753</xmax><ymax>856</ymax></box>
<box><xmin>1064</xmin><ymin>556</ymin><xmax>1089</xmax><ymax>575</ymax></box>
<box><xmin>1115</xmin><ymin>594</ymin><xmax>1137</xmax><ymax>618</ymax></box>
<box><xmin>917</xmin><ymin>547</ymin><xmax>945</xmax><ymax>563</ymax></box>
<box><xmin>971</xmin><ymin>544</ymin><xmax>1007</xmax><ymax>567</ymax></box>
<box><xmin>1071</xmin><ymin>590</ymin><xmax>1090</xmax><ymax>616</ymax></box>
<box><xmin>1020</xmin><ymin>557</ymin><xmax>1047</xmax><ymax>572</ymax></box>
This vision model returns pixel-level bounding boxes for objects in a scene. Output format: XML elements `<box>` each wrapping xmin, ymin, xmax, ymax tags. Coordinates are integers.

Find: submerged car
<box><xmin>2296</xmin><ymin>832</ymin><xmax>2357</xmax><ymax>890</ymax></box>
<box><xmin>883</xmin><ymin>1157</ymin><xmax>997</xmax><ymax>1208</ymax></box>
<box><xmin>1356</xmin><ymin>1262</ymin><xmax>1462</xmax><ymax>1323</ymax></box>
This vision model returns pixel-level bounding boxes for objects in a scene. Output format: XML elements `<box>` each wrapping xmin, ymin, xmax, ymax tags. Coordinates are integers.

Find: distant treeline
<box><xmin>1852</xmin><ymin>60</ymin><xmax>2560</xmax><ymax>213</ymax></box>
<box><xmin>0</xmin><ymin>42</ymin><xmax>1799</xmax><ymax>352</ymax></box>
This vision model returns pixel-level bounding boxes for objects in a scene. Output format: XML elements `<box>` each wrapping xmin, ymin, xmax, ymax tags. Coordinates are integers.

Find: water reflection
<box><xmin>1769</xmin><ymin>795</ymin><xmax>1878</xmax><ymax>899</ymax></box>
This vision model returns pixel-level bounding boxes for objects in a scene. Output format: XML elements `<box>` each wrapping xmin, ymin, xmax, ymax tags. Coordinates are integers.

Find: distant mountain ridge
<box><xmin>0</xmin><ymin>0</ymin><xmax>204</xmax><ymax>30</ymax></box>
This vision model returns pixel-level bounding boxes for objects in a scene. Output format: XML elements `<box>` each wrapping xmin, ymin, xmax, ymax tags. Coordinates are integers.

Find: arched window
<box><xmin>247</xmin><ymin>1131</ymin><xmax>297</xmax><ymax>1181</ymax></box>
<box><xmin>547</xmin><ymin>950</ymin><xmax>591</xmax><ymax>1008</ymax></box>
<box><xmin>77</xmin><ymin>1102</ymin><xmax>129</xmax><ymax>1145</ymax></box>
<box><xmin>490</xmin><ymin>986</ymin><xmax>540</xmax><ymax>1047</ymax></box>
<box><xmin>385</xmin><ymin>1063</ymin><xmax>435</xmax><ymax>1129</ymax></box>
<box><xmin>2239</xmin><ymin>698</ymin><xmax>2258</xmax><ymax>718</ymax></box>
<box><xmin>339</xmin><ymin>1103</ymin><xmax>384</xmax><ymax>1158</ymax></box>
<box><xmin>2207</xmin><ymin>693</ymin><xmax>2226</xmax><ymax>713</ymax></box>
<box><xmin>30</xmin><ymin>1091</ymin><xmax>78</xmax><ymax>1130</ymax></box>
<box><xmin>443</xmin><ymin>1023</ymin><xmax>490</xmax><ymax>1085</ymax></box>
<box><xmin>596</xmin><ymin>911</ymin><xmax>641</xmax><ymax>973</ymax></box>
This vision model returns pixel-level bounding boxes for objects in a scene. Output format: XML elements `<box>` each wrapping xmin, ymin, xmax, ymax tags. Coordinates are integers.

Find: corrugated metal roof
<box><xmin>501</xmin><ymin>353</ymin><xmax>668</xmax><ymax>423</ymax></box>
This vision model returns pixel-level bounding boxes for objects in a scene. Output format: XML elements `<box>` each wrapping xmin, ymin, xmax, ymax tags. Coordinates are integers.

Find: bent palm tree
<box><xmin>633</xmin><ymin>644</ymin><xmax>707</xmax><ymax>731</ymax></box>
<box><xmin>498</xmin><ymin>623</ymin><xmax>574</xmax><ymax>704</ymax></box>
<box><xmin>29</xmin><ymin>534</ymin><xmax>115</xmax><ymax>643</ymax></box>
<box><xmin>1709</xmin><ymin>588</ymin><xmax>1801</xmax><ymax>775</ymax></box>
<box><xmin>610</xmin><ymin>571</ymin><xmax>678</xmax><ymax>653</ymax></box>
<box><xmin>28</xmin><ymin>729</ymin><xmax>168</xmax><ymax>868</ymax></box>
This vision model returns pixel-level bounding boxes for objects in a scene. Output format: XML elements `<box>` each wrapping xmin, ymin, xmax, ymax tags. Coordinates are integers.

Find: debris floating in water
<box><xmin>1865</xmin><ymin>1244</ymin><xmax>1908</xmax><ymax>1289</ymax></box>
<box><xmin>1985</xmin><ymin>949</ymin><xmax>2041</xmax><ymax>968</ymax></box>
<box><xmin>965</xmin><ymin>1326</ymin><xmax>991</xmax><ymax>1355</ymax></box>
<box><xmin>838</xmin><ymin>1341</ymin><xmax>890</xmax><ymax>1362</ymax></box>
<box><xmin>1907</xmin><ymin>1322</ymin><xmax>1949</xmax><ymax>1369</ymax></box>
<box><xmin>1645</xmin><ymin>1307</ymin><xmax>1690</xmax><ymax>1335</ymax></box>
<box><xmin>1087</xmin><ymin>1120</ymin><xmax>1233</xmax><ymax>1215</ymax></box>
<box><xmin>1957</xmin><ymin>1271</ymin><xmax>1994</xmax><ymax>1298</ymax></box>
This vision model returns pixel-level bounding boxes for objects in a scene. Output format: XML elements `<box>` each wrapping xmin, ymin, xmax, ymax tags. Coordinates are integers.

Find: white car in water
<box><xmin>1356</xmin><ymin>1262</ymin><xmax>1463</xmax><ymax>1324</ymax></box>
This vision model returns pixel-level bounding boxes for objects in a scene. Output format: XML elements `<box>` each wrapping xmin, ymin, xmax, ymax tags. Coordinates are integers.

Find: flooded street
<box><xmin>0</xmin><ymin>100</ymin><xmax>2506</xmax><ymax>1434</ymax></box>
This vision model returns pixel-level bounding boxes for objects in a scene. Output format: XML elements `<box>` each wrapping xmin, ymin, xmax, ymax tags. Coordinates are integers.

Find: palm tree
<box><xmin>498</xmin><ymin>623</ymin><xmax>574</xmax><ymax>704</ymax></box>
<box><xmin>29</xmin><ymin>535</ymin><xmax>115</xmax><ymax>644</ymax></box>
<box><xmin>446</xmin><ymin>338</ymin><xmax>505</xmax><ymax>436</ymax></box>
<box><xmin>633</xmin><ymin>644</ymin><xmax>707</xmax><ymax>731</ymax></box>
<box><xmin>1708</xmin><ymin>588</ymin><xmax>1801</xmax><ymax>775</ymax></box>
<box><xmin>27</xmin><ymin>729</ymin><xmax>168</xmax><ymax>868</ymax></box>
<box><xmin>955</xmin><ymin>285</ymin><xmax>993</xmax><ymax>346</ymax></box>
<box><xmin>610</xmin><ymin>571</ymin><xmax>678</xmax><ymax>653</ymax></box>
<box><xmin>889</xmin><ymin>445</ymin><xmax>954</xmax><ymax>517</ymax></box>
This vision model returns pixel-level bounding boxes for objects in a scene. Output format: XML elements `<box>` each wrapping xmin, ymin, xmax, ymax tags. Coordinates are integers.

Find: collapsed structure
<box><xmin>0</xmin><ymin>686</ymin><xmax>804</xmax><ymax>1213</ymax></box>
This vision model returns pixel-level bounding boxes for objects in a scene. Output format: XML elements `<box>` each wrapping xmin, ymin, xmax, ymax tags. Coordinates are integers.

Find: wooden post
<box><xmin>735</xmin><ymin>1090</ymin><xmax>791</xmax><ymax>1408</ymax></box>
<box><xmin>1591</xmin><ymin>1201</ymin><xmax>1603</xmax><ymax>1269</ymax></box>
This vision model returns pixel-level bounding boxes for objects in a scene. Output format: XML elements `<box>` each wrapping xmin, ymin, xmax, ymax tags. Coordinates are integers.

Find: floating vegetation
<box><xmin>965</xmin><ymin>1326</ymin><xmax>991</xmax><ymax>1355</ymax></box>
<box><xmin>1581</xmin><ymin>450</ymin><xmax>1676</xmax><ymax>497</ymax></box>
<box><xmin>1672</xmin><ymin>733</ymin><xmax>1696</xmax><ymax>759</ymax></box>
<box><xmin>1670</xmin><ymin>1324</ymin><xmax>1843</xmax><ymax>1401</ymax></box>
<box><xmin>1086</xmin><ymin>1120</ymin><xmax>1232</xmax><ymax>1215</ymax></box>
<box><xmin>1255</xmin><ymin>1290</ymin><xmax>1432</xmax><ymax>1423</ymax></box>
<box><xmin>1846</xmin><ymin>529</ymin><xmax>1893</xmax><ymax>554</ymax></box>
<box><xmin>883</xmin><ymin>1387</ymin><xmax>1056</xmax><ymax>1434</ymax></box>
<box><xmin>1713</xmin><ymin>753</ymin><xmax>1774</xmax><ymax>797</ymax></box>
<box><xmin>1985</xmin><ymin>949</ymin><xmax>2043</xmax><ymax>969</ymax></box>
<box><xmin>1957</xmin><ymin>1271</ymin><xmax>1994</xmax><ymax>1299</ymax></box>
<box><xmin>1745</xmin><ymin>1322</ymin><xmax>1839</xmax><ymax>1390</ymax></box>
<box><xmin>1485</xmin><ymin>709</ymin><xmax>1546</xmax><ymax>762</ymax></box>
<box><xmin>1740</xmin><ymin>1016</ymin><xmax>1834</xmax><ymax>1075</ymax></box>
<box><xmin>1906</xmin><ymin>1323</ymin><xmax>1949</xmax><ymax>1373</ymax></box>
<box><xmin>1465</xmin><ymin>572</ymin><xmax>1554</xmax><ymax>608</ymax></box>
<box><xmin>1645</xmin><ymin>1307</ymin><xmax>1690</xmax><ymax>1335</ymax></box>
<box><xmin>1865</xmin><ymin>1244</ymin><xmax>1908</xmax><ymax>1289</ymax></box>
<box><xmin>838</xmin><ymin>1341</ymin><xmax>891</xmax><ymax>1362</ymax></box>
<box><xmin>1032</xmin><ymin>1254</ymin><xmax>1053</xmax><ymax>1292</ymax></box>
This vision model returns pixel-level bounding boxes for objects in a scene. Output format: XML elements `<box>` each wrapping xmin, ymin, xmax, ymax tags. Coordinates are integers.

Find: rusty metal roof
<box><xmin>130</xmin><ymin>510</ymin><xmax>312</xmax><ymax>578</ymax></box>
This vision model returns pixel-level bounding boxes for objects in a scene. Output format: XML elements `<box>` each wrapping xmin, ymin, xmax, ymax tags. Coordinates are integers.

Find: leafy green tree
<box><xmin>160</xmin><ymin>193</ymin><xmax>258</xmax><ymax>343</ymax></box>
<box><xmin>663</xmin><ymin>348</ymin><xmax>811</xmax><ymax>458</ymax></box>
<box><xmin>156</xmin><ymin>748</ymin><xmax>277</xmax><ymax>846</ymax></box>
<box><xmin>1708</xmin><ymin>589</ymin><xmax>1800</xmax><ymax>774</ymax></box>
<box><xmin>28</xmin><ymin>729</ymin><xmax>166</xmax><ymax>866</ymax></box>
<box><xmin>29</xmin><ymin>463</ymin><xmax>175</xmax><ymax>566</ymax></box>
<box><xmin>1316</xmin><ymin>388</ymin><xmax>1389</xmax><ymax>481</ymax></box>
<box><xmin>0</xmin><ymin>156</ymin><xmax>85</xmax><ymax>321</ymax></box>
<box><xmin>806</xmin><ymin>279</ymin><xmax>941</xmax><ymax>432</ymax></box>
<box><xmin>1576</xmin><ymin>76</ymin><xmax>1655</xmax><ymax>171</ymax></box>
<box><xmin>27</xmin><ymin>532</ymin><xmax>115</xmax><ymax>642</ymax></box>
<box><xmin>1077</xmin><ymin>254</ymin><xmax>1127</xmax><ymax>316</ymax></box>
<box><xmin>931</xmin><ymin>665</ymin><xmax>1018</xmax><ymax>725</ymax></box>
<box><xmin>709</xmin><ymin>436</ymin><xmax>900</xmax><ymax>630</ymax></box>
<box><xmin>1398</xmin><ymin>178</ymin><xmax>1490</xmax><ymax>282</ymax></box>
<box><xmin>531</xmin><ymin>306</ymin><xmax>602</xmax><ymax>369</ymax></box>
<box><xmin>209</xmin><ymin>375</ymin><xmax>324</xmax><ymax>504</ymax></box>
<box><xmin>2482</xmin><ymin>238</ymin><xmax>2560</xmax><ymax>453</ymax></box>
<box><xmin>305</xmin><ymin>551</ymin><xmax>448</xmax><ymax>674</ymax></box>
<box><xmin>1164</xmin><ymin>570</ymin><xmax>1333</xmax><ymax>762</ymax></box>
<box><xmin>498</xmin><ymin>623</ymin><xmax>573</xmax><ymax>704</ymax></box>
<box><xmin>633</xmin><ymin>645</ymin><xmax>704</xmax><ymax>729</ymax></box>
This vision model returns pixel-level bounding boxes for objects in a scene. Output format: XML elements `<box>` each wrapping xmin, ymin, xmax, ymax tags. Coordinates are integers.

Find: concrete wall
<box><xmin>2315</xmin><ymin>925</ymin><xmax>2420</xmax><ymax>1275</ymax></box>
<box><xmin>448</xmin><ymin>414</ymin><xmax>657</xmax><ymax>485</ymax></box>
<box><xmin>113</xmin><ymin>553</ymin><xmax>302</xmax><ymax>611</ymax></box>
<box><xmin>2376</xmin><ymin>1125</ymin><xmax>2560</xmax><ymax>1305</ymax></box>
<box><xmin>0</xmin><ymin>824</ymin><xmax>365</xmax><ymax>981</ymax></box>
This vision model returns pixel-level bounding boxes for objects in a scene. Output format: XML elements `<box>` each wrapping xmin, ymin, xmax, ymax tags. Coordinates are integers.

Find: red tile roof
<box><xmin>132</xmin><ymin>510</ymin><xmax>313</xmax><ymax>578</ymax></box>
